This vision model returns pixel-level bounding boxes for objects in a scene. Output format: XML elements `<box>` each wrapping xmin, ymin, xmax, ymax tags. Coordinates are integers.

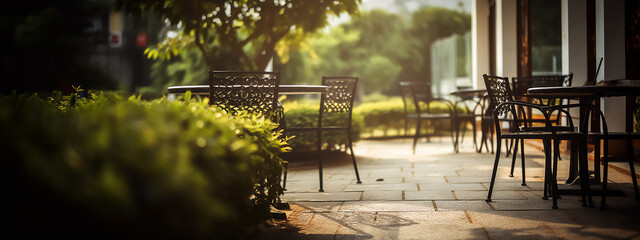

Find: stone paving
<box><xmin>259</xmin><ymin>137</ymin><xmax>640</xmax><ymax>240</ymax></box>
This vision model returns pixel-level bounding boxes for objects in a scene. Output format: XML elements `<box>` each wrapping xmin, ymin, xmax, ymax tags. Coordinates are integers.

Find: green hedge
<box><xmin>281</xmin><ymin>97</ymin><xmax>457</xmax><ymax>149</ymax></box>
<box><xmin>354</xmin><ymin>97</ymin><xmax>454</xmax><ymax>137</ymax></box>
<box><xmin>0</xmin><ymin>91</ymin><xmax>287</xmax><ymax>239</ymax></box>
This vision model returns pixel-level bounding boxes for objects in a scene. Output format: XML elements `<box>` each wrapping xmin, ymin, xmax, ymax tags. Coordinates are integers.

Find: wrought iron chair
<box><xmin>477</xmin><ymin>95</ymin><xmax>496</xmax><ymax>153</ymax></box>
<box><xmin>399</xmin><ymin>82</ymin><xmax>416</xmax><ymax>138</ymax></box>
<box><xmin>483</xmin><ymin>74</ymin><xmax>581</xmax><ymax>209</ymax></box>
<box><xmin>209</xmin><ymin>71</ymin><xmax>280</xmax><ymax>119</ymax></box>
<box><xmin>451</xmin><ymin>93</ymin><xmax>483</xmax><ymax>153</ymax></box>
<box><xmin>282</xmin><ymin>76</ymin><xmax>362</xmax><ymax>192</ymax></box>
<box><xmin>508</xmin><ymin>74</ymin><xmax>574</xmax><ymax>178</ymax></box>
<box><xmin>400</xmin><ymin>82</ymin><xmax>456</xmax><ymax>154</ymax></box>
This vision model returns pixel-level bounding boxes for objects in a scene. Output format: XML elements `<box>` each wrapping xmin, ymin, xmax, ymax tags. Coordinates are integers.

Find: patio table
<box><xmin>527</xmin><ymin>82</ymin><xmax>640</xmax><ymax>206</ymax></box>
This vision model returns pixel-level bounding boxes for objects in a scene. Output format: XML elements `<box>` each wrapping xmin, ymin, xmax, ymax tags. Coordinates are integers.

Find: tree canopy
<box><xmin>142</xmin><ymin>6</ymin><xmax>471</xmax><ymax>97</ymax></box>
<box><xmin>277</xmin><ymin>7</ymin><xmax>470</xmax><ymax>95</ymax></box>
<box><xmin>115</xmin><ymin>0</ymin><xmax>360</xmax><ymax>70</ymax></box>
<box><xmin>410</xmin><ymin>6</ymin><xmax>471</xmax><ymax>83</ymax></box>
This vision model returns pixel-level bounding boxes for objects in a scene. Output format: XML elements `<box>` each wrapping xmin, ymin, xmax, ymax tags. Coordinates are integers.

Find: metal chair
<box><xmin>451</xmin><ymin>93</ymin><xmax>483</xmax><ymax>153</ymax></box>
<box><xmin>282</xmin><ymin>76</ymin><xmax>362</xmax><ymax>192</ymax></box>
<box><xmin>399</xmin><ymin>82</ymin><xmax>456</xmax><ymax>154</ymax></box>
<box><xmin>483</xmin><ymin>74</ymin><xmax>581</xmax><ymax>209</ymax></box>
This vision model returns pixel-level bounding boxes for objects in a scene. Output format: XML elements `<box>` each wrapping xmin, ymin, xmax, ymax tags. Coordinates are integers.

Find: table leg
<box><xmin>579</xmin><ymin>134</ymin><xmax>595</xmax><ymax>207</ymax></box>
<box><xmin>579</xmin><ymin>97</ymin><xmax>595</xmax><ymax>207</ymax></box>
<box><xmin>566</xmin><ymin>138</ymin><xmax>579</xmax><ymax>183</ymax></box>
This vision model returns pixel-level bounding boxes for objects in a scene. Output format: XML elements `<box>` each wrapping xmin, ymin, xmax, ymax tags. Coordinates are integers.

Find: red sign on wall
<box><xmin>136</xmin><ymin>33</ymin><xmax>147</xmax><ymax>47</ymax></box>
<box><xmin>109</xmin><ymin>31</ymin><xmax>122</xmax><ymax>48</ymax></box>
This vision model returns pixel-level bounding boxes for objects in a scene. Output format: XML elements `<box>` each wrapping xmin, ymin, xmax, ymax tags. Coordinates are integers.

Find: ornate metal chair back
<box><xmin>399</xmin><ymin>82</ymin><xmax>417</xmax><ymax>114</ymax></box>
<box><xmin>511</xmin><ymin>74</ymin><xmax>573</xmax><ymax>99</ymax></box>
<box><xmin>209</xmin><ymin>71</ymin><xmax>280</xmax><ymax>118</ymax></box>
<box><xmin>408</xmin><ymin>82</ymin><xmax>436</xmax><ymax>114</ymax></box>
<box><xmin>483</xmin><ymin>74</ymin><xmax>516</xmax><ymax>119</ymax></box>
<box><xmin>320</xmin><ymin>76</ymin><xmax>358</xmax><ymax>128</ymax></box>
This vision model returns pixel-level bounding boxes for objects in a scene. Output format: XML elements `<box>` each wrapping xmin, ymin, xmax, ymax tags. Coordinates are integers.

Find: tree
<box><xmin>410</xmin><ymin>6</ymin><xmax>470</xmax><ymax>84</ymax></box>
<box><xmin>114</xmin><ymin>0</ymin><xmax>360</xmax><ymax>71</ymax></box>
<box><xmin>307</xmin><ymin>10</ymin><xmax>411</xmax><ymax>94</ymax></box>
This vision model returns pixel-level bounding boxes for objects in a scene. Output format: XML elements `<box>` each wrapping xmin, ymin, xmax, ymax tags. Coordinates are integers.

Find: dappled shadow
<box><xmin>284</xmin><ymin>151</ymin><xmax>355</xmax><ymax>169</ymax></box>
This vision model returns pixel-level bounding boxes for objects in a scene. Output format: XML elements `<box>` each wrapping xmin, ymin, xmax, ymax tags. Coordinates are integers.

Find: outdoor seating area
<box><xmin>5</xmin><ymin>0</ymin><xmax>640</xmax><ymax>239</ymax></box>
<box><xmin>166</xmin><ymin>70</ymin><xmax>640</xmax><ymax>213</ymax></box>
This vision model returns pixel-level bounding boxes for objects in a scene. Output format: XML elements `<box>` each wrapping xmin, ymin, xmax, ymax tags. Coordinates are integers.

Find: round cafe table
<box><xmin>167</xmin><ymin>84</ymin><xmax>328</xmax><ymax>99</ymax></box>
<box><xmin>528</xmin><ymin>84</ymin><xmax>640</xmax><ymax>207</ymax></box>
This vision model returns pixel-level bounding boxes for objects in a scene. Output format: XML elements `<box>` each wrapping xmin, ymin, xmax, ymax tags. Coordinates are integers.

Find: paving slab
<box><xmin>453</xmin><ymin>190</ymin><xmax>527</xmax><ymax>200</ymax></box>
<box><xmin>419</xmin><ymin>183</ymin><xmax>486</xmax><ymax>191</ymax></box>
<box><xmin>403</xmin><ymin>176</ymin><xmax>448</xmax><ymax>184</ymax></box>
<box><xmin>361</xmin><ymin>190</ymin><xmax>403</xmax><ymax>201</ymax></box>
<box><xmin>434</xmin><ymin>200</ymin><xmax>494</xmax><ymax>211</ymax></box>
<box><xmin>282</xmin><ymin>192</ymin><xmax>362</xmax><ymax>202</ymax></box>
<box><xmin>404</xmin><ymin>190</ymin><xmax>456</xmax><ymax>201</ymax></box>
<box><xmin>293</xmin><ymin>201</ymin><xmax>344</xmax><ymax>213</ymax></box>
<box><xmin>344</xmin><ymin>183</ymin><xmax>418</xmax><ymax>191</ymax></box>
<box><xmin>340</xmin><ymin>201</ymin><xmax>436</xmax><ymax>212</ymax></box>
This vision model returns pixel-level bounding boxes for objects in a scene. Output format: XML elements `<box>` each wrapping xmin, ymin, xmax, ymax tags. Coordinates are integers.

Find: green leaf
<box><xmin>184</xmin><ymin>90</ymin><xmax>192</xmax><ymax>102</ymax></box>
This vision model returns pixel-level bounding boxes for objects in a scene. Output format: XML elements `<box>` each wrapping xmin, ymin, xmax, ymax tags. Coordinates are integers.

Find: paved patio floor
<box><xmin>256</xmin><ymin>137</ymin><xmax>640</xmax><ymax>240</ymax></box>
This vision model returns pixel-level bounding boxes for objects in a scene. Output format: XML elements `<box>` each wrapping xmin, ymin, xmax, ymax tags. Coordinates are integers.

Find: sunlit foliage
<box><xmin>0</xmin><ymin>91</ymin><xmax>287</xmax><ymax>238</ymax></box>
<box><xmin>115</xmin><ymin>0</ymin><xmax>361</xmax><ymax>70</ymax></box>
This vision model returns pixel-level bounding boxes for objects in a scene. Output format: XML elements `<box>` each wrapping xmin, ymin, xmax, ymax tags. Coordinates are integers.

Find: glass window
<box><xmin>530</xmin><ymin>0</ymin><xmax>562</xmax><ymax>75</ymax></box>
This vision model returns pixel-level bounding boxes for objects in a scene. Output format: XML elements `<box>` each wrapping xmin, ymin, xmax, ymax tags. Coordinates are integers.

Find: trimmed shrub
<box><xmin>0</xmin><ymin>91</ymin><xmax>287</xmax><ymax>239</ymax></box>
<box><xmin>354</xmin><ymin>97</ymin><xmax>454</xmax><ymax>137</ymax></box>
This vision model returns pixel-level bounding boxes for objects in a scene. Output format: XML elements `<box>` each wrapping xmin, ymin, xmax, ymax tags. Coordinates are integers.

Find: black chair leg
<box><xmin>478</xmin><ymin>122</ymin><xmax>486</xmax><ymax>153</ymax></box>
<box><xmin>348</xmin><ymin>132</ymin><xmax>362</xmax><ymax>184</ymax></box>
<box><xmin>472</xmin><ymin>119</ymin><xmax>478</xmax><ymax>149</ymax></box>
<box><xmin>627</xmin><ymin>139</ymin><xmax>639</xmax><ymax>201</ymax></box>
<box><xmin>489</xmin><ymin>125</ymin><xmax>495</xmax><ymax>154</ymax></box>
<box><xmin>451</xmin><ymin>119</ymin><xmax>458</xmax><ymax>153</ymax></box>
<box><xmin>601</xmin><ymin>137</ymin><xmax>609</xmax><ymax>209</ymax></box>
<box><xmin>317</xmin><ymin>131</ymin><xmax>324</xmax><ymax>192</ymax></box>
<box><xmin>543</xmin><ymin>139</ymin><xmax>551</xmax><ymax>200</ymax></box>
<box><xmin>578</xmin><ymin>136</ymin><xmax>594</xmax><ymax>207</ymax></box>
<box><xmin>454</xmin><ymin>120</ymin><xmax>461</xmax><ymax>153</ymax></box>
<box><xmin>509</xmin><ymin>138</ymin><xmax>519</xmax><ymax>177</ymax></box>
<box><xmin>283</xmin><ymin>161</ymin><xmax>289</xmax><ymax>191</ymax></box>
<box><xmin>413</xmin><ymin>119</ymin><xmax>421</xmax><ymax>154</ymax></box>
<box><xmin>594</xmin><ymin>138</ymin><xmax>602</xmax><ymax>184</ymax></box>
<box><xmin>461</xmin><ymin>120</ymin><xmax>468</xmax><ymax>144</ymax></box>
<box><xmin>520</xmin><ymin>139</ymin><xmax>526</xmax><ymax>186</ymax></box>
<box><xmin>486</xmin><ymin>137</ymin><xmax>502</xmax><ymax>202</ymax></box>
<box><xmin>552</xmin><ymin>139</ymin><xmax>560</xmax><ymax>209</ymax></box>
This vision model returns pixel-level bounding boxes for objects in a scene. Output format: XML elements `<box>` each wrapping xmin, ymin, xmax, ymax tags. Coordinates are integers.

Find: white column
<box><xmin>495</xmin><ymin>0</ymin><xmax>517</xmax><ymax>78</ymax></box>
<box><xmin>596</xmin><ymin>0</ymin><xmax>626</xmax><ymax>132</ymax></box>
<box><xmin>561</xmin><ymin>0</ymin><xmax>589</xmax><ymax>128</ymax></box>
<box><xmin>561</xmin><ymin>0</ymin><xmax>588</xmax><ymax>85</ymax></box>
<box><xmin>472</xmin><ymin>0</ymin><xmax>490</xmax><ymax>89</ymax></box>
